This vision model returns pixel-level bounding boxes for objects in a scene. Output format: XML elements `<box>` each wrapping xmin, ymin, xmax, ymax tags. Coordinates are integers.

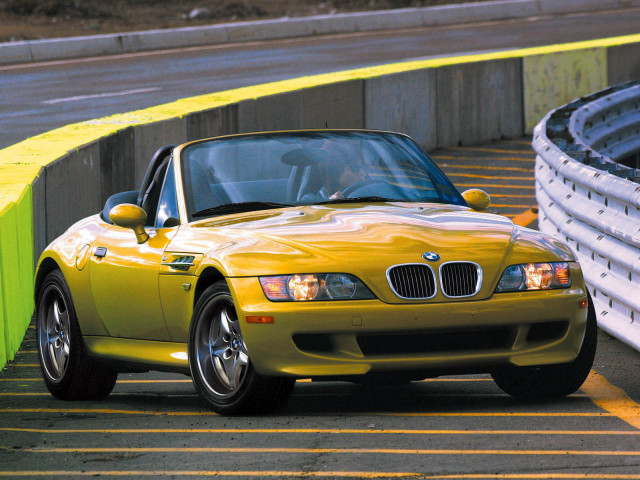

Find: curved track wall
<box><xmin>1</xmin><ymin>34</ymin><xmax>640</xmax><ymax>368</ymax></box>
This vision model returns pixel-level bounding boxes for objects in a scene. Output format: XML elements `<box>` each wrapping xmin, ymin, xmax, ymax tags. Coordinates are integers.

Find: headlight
<box><xmin>259</xmin><ymin>273</ymin><xmax>375</xmax><ymax>301</ymax></box>
<box><xmin>495</xmin><ymin>262</ymin><xmax>571</xmax><ymax>293</ymax></box>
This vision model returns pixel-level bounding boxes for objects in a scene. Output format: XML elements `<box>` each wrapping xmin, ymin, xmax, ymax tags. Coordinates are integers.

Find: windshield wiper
<box><xmin>192</xmin><ymin>201</ymin><xmax>293</xmax><ymax>218</ymax></box>
<box><xmin>313</xmin><ymin>196</ymin><xmax>397</xmax><ymax>205</ymax></box>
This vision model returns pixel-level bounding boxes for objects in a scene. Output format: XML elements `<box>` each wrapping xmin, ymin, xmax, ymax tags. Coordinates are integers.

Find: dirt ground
<box><xmin>0</xmin><ymin>0</ymin><xmax>492</xmax><ymax>42</ymax></box>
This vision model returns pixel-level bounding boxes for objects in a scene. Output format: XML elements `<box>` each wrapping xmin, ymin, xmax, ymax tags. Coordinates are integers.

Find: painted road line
<box><xmin>487</xmin><ymin>194</ymin><xmax>536</xmax><ymax>199</ymax></box>
<box><xmin>4</xmin><ymin>446</ymin><xmax>640</xmax><ymax>456</ymax></box>
<box><xmin>454</xmin><ymin>184</ymin><xmax>535</xmax><ymax>190</ymax></box>
<box><xmin>437</xmin><ymin>165</ymin><xmax>533</xmax><ymax>173</ymax></box>
<box><xmin>511</xmin><ymin>208</ymin><xmax>539</xmax><ymax>227</ymax></box>
<box><xmin>0</xmin><ymin>408</ymin><xmax>616</xmax><ymax>417</ymax></box>
<box><xmin>421</xmin><ymin>476</ymin><xmax>640</xmax><ymax>479</ymax></box>
<box><xmin>0</xmin><ymin>473</ymin><xmax>639</xmax><ymax>479</ymax></box>
<box><xmin>0</xmin><ymin>378</ymin><xmax>41</xmax><ymax>382</ymax></box>
<box><xmin>0</xmin><ymin>408</ymin><xmax>217</xmax><ymax>416</ymax></box>
<box><xmin>1</xmin><ymin>427</ymin><xmax>639</xmax><ymax>435</ymax></box>
<box><xmin>433</xmin><ymin>156</ymin><xmax>535</xmax><ymax>163</ymax></box>
<box><xmin>0</xmin><ymin>471</ymin><xmax>418</xmax><ymax>478</ymax></box>
<box><xmin>488</xmin><ymin>204</ymin><xmax>535</xmax><ymax>209</ymax></box>
<box><xmin>378</xmin><ymin>413</ymin><xmax>615</xmax><ymax>418</ymax></box>
<box><xmin>0</xmin><ymin>392</ymin><xmax>520</xmax><ymax>398</ymax></box>
<box><xmin>581</xmin><ymin>370</ymin><xmax>640</xmax><ymax>430</ymax></box>
<box><xmin>0</xmin><ymin>377</ymin><xmax>493</xmax><ymax>383</ymax></box>
<box><xmin>442</xmin><ymin>147</ymin><xmax>535</xmax><ymax>155</ymax></box>
<box><xmin>445</xmin><ymin>174</ymin><xmax>534</xmax><ymax>181</ymax></box>
<box><xmin>0</xmin><ymin>392</ymin><xmax>529</xmax><ymax>399</ymax></box>
<box><xmin>43</xmin><ymin>88</ymin><xmax>162</xmax><ymax>105</ymax></box>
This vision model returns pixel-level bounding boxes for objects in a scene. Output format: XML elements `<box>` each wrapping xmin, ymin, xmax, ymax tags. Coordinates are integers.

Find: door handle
<box><xmin>94</xmin><ymin>247</ymin><xmax>107</xmax><ymax>258</ymax></box>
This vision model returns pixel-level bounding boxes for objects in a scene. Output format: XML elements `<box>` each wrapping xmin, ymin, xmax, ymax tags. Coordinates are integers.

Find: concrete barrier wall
<box><xmin>2</xmin><ymin>34</ymin><xmax>640</xmax><ymax>368</ymax></box>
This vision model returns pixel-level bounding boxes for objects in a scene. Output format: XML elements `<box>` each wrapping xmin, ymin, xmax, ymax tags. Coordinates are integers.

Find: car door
<box><xmin>88</xmin><ymin>159</ymin><xmax>179</xmax><ymax>341</ymax></box>
<box><xmin>88</xmin><ymin>227</ymin><xmax>175</xmax><ymax>340</ymax></box>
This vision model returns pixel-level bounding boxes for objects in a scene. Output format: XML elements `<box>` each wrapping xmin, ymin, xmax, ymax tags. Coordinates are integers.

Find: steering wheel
<box><xmin>341</xmin><ymin>179</ymin><xmax>387</xmax><ymax>198</ymax></box>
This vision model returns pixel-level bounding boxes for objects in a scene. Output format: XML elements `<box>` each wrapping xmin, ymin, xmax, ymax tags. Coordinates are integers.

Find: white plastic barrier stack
<box><xmin>533</xmin><ymin>83</ymin><xmax>640</xmax><ymax>351</ymax></box>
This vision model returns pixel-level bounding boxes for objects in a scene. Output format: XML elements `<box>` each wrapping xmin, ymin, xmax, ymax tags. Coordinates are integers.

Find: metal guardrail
<box><xmin>533</xmin><ymin>81</ymin><xmax>640</xmax><ymax>351</ymax></box>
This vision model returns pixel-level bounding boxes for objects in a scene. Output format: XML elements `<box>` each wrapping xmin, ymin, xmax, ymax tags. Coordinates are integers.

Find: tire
<box><xmin>36</xmin><ymin>269</ymin><xmax>118</xmax><ymax>400</ymax></box>
<box><xmin>189</xmin><ymin>281</ymin><xmax>295</xmax><ymax>415</ymax></box>
<box><xmin>491</xmin><ymin>292</ymin><xmax>597</xmax><ymax>399</ymax></box>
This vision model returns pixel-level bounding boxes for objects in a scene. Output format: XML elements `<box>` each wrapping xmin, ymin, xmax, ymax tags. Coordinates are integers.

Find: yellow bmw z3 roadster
<box><xmin>35</xmin><ymin>130</ymin><xmax>596</xmax><ymax>415</ymax></box>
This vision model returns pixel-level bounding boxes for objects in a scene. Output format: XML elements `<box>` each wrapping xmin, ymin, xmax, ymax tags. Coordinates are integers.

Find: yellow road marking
<box><xmin>0</xmin><ymin>471</ymin><xmax>417</xmax><ymax>478</ymax></box>
<box><xmin>117</xmin><ymin>379</ymin><xmax>192</xmax><ymax>383</ymax></box>
<box><xmin>489</xmin><ymin>204</ymin><xmax>535</xmax><ymax>209</ymax></box>
<box><xmin>6</xmin><ymin>364</ymin><xmax>39</xmax><ymax>367</ymax></box>
<box><xmin>0</xmin><ymin>408</ymin><xmax>217</xmax><ymax>416</ymax></box>
<box><xmin>0</xmin><ymin>393</ymin><xmax>521</xmax><ymax>399</ymax></box>
<box><xmin>0</xmin><ymin>408</ymin><xmax>613</xmax><ymax>417</ymax></box>
<box><xmin>1</xmin><ymin>474</ymin><xmax>639</xmax><ymax>479</ymax></box>
<box><xmin>511</xmin><ymin>208</ymin><xmax>539</xmax><ymax>227</ymax></box>
<box><xmin>1</xmin><ymin>427</ymin><xmax>638</xmax><ymax>435</ymax></box>
<box><xmin>442</xmin><ymin>165</ymin><xmax>533</xmax><ymax>173</ymax></box>
<box><xmin>0</xmin><ymin>378</ymin><xmax>41</xmax><ymax>382</ymax></box>
<box><xmin>380</xmin><ymin>412</ymin><xmax>614</xmax><ymax>417</ymax></box>
<box><xmin>582</xmin><ymin>370</ymin><xmax>640</xmax><ymax>430</ymax></box>
<box><xmin>428</xmin><ymin>476</ymin><xmax>640</xmax><ymax>479</ymax></box>
<box><xmin>0</xmin><ymin>393</ymin><xmax>49</xmax><ymax>396</ymax></box>
<box><xmin>441</xmin><ymin>147</ymin><xmax>533</xmax><ymax>155</ymax></box>
<box><xmin>0</xmin><ymin>474</ymin><xmax>640</xmax><ymax>480</ymax></box>
<box><xmin>508</xmin><ymin>139</ymin><xmax>536</xmax><ymax>146</ymax></box>
<box><xmin>433</xmin><ymin>155</ymin><xmax>534</xmax><ymax>162</ymax></box>
<box><xmin>0</xmin><ymin>377</ymin><xmax>490</xmax><ymax>383</ymax></box>
<box><xmin>487</xmin><ymin>194</ymin><xmax>535</xmax><ymax>199</ymax></box>
<box><xmin>447</xmin><ymin>174</ymin><xmax>533</xmax><ymax>181</ymax></box>
<box><xmin>4</xmin><ymin>446</ymin><xmax>640</xmax><ymax>456</ymax></box>
<box><xmin>455</xmin><ymin>183</ymin><xmax>535</xmax><ymax>190</ymax></box>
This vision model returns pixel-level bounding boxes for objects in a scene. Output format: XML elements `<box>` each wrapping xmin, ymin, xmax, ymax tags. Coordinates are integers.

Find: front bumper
<box><xmin>227</xmin><ymin>276</ymin><xmax>588</xmax><ymax>378</ymax></box>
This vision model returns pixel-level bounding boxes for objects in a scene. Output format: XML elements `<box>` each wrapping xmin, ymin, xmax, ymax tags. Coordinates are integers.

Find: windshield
<box><xmin>181</xmin><ymin>131</ymin><xmax>465</xmax><ymax>220</ymax></box>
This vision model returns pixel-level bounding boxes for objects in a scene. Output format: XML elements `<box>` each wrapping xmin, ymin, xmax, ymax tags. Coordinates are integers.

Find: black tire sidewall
<box><xmin>492</xmin><ymin>291</ymin><xmax>597</xmax><ymax>399</ymax></box>
<box><xmin>188</xmin><ymin>282</ymin><xmax>261</xmax><ymax>414</ymax></box>
<box><xmin>36</xmin><ymin>270</ymin><xmax>84</xmax><ymax>397</ymax></box>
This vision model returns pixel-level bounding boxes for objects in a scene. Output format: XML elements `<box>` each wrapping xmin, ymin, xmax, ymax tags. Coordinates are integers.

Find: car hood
<box><xmin>177</xmin><ymin>203</ymin><xmax>575</xmax><ymax>303</ymax></box>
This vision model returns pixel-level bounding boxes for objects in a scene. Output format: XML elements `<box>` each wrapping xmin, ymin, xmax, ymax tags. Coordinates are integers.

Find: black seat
<box><xmin>136</xmin><ymin>145</ymin><xmax>176</xmax><ymax>207</ymax></box>
<box><xmin>140</xmin><ymin>159</ymin><xmax>170</xmax><ymax>226</ymax></box>
<box><xmin>281</xmin><ymin>148</ymin><xmax>328</xmax><ymax>202</ymax></box>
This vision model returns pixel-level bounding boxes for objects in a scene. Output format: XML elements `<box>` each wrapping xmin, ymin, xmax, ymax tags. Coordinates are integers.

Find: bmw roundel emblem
<box><xmin>422</xmin><ymin>252</ymin><xmax>440</xmax><ymax>262</ymax></box>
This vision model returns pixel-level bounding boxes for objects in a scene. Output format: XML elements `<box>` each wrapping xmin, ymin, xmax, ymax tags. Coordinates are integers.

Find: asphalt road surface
<box><xmin>2</xmin><ymin>7</ymin><xmax>640</xmax><ymax>149</ymax></box>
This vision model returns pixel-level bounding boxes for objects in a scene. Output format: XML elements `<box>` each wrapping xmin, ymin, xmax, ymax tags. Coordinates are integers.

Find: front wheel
<box><xmin>189</xmin><ymin>281</ymin><xmax>295</xmax><ymax>415</ymax></box>
<box><xmin>491</xmin><ymin>292</ymin><xmax>597</xmax><ymax>399</ymax></box>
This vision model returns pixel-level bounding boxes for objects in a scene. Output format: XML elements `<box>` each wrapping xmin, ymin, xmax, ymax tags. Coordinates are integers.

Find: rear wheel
<box><xmin>189</xmin><ymin>281</ymin><xmax>295</xmax><ymax>415</ymax></box>
<box><xmin>36</xmin><ymin>269</ymin><xmax>117</xmax><ymax>400</ymax></box>
<box><xmin>491</xmin><ymin>292</ymin><xmax>597</xmax><ymax>399</ymax></box>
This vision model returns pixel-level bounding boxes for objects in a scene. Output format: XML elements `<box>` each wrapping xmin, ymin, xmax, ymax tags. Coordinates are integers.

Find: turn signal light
<box><xmin>246</xmin><ymin>316</ymin><xmax>274</xmax><ymax>324</ymax></box>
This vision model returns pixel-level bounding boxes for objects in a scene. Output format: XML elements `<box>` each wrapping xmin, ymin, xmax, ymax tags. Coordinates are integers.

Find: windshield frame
<box><xmin>178</xmin><ymin>130</ymin><xmax>466</xmax><ymax>222</ymax></box>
